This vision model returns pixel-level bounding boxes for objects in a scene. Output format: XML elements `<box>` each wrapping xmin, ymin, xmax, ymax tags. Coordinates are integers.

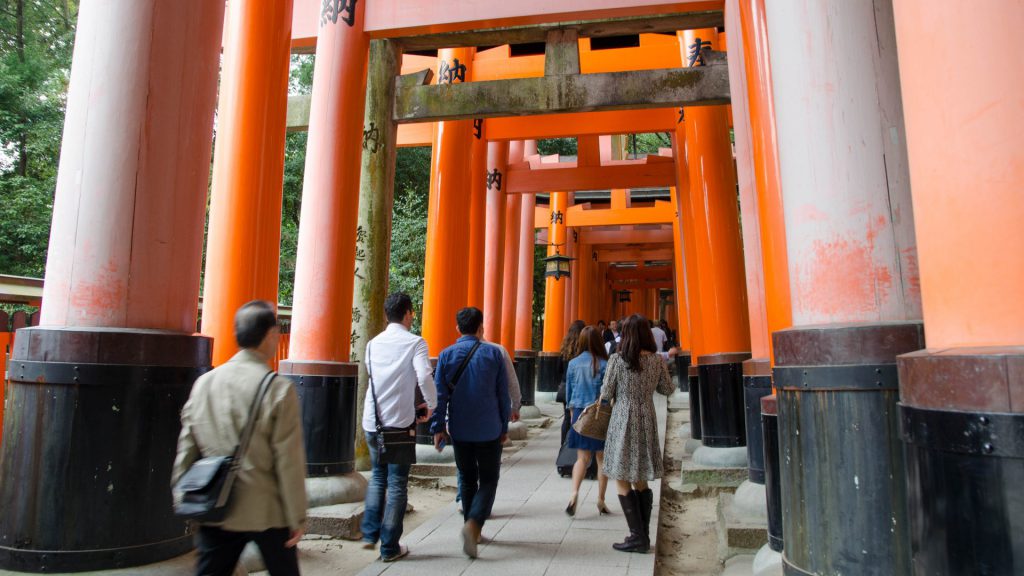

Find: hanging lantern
<box><xmin>618</xmin><ymin>290</ymin><xmax>632</xmax><ymax>303</ymax></box>
<box><xmin>543</xmin><ymin>249</ymin><xmax>573</xmax><ymax>280</ymax></box>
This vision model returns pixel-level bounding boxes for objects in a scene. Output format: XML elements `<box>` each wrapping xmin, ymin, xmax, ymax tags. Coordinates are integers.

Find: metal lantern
<box><xmin>543</xmin><ymin>250</ymin><xmax>573</xmax><ymax>280</ymax></box>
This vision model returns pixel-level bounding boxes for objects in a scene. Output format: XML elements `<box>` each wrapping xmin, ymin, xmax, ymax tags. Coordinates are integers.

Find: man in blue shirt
<box><xmin>431</xmin><ymin>307</ymin><xmax>510</xmax><ymax>559</ymax></box>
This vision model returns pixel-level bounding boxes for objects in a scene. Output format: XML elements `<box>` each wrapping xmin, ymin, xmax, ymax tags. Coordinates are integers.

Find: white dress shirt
<box><xmin>362</xmin><ymin>323</ymin><xmax>437</xmax><ymax>432</ymax></box>
<box><xmin>651</xmin><ymin>326</ymin><xmax>667</xmax><ymax>352</ymax></box>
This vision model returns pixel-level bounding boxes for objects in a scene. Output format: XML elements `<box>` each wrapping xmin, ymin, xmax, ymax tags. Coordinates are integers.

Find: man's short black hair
<box><xmin>385</xmin><ymin>292</ymin><xmax>413</xmax><ymax>323</ymax></box>
<box><xmin>598</xmin><ymin>319</ymin><xmax>607</xmax><ymax>326</ymax></box>
<box><xmin>456</xmin><ymin>307</ymin><xmax>484</xmax><ymax>335</ymax></box>
<box><xmin>235</xmin><ymin>300</ymin><xmax>278</xmax><ymax>348</ymax></box>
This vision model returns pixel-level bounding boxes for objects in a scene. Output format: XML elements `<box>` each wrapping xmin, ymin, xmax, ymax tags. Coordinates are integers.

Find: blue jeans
<box><xmin>361</xmin><ymin>431</ymin><xmax>411</xmax><ymax>557</ymax></box>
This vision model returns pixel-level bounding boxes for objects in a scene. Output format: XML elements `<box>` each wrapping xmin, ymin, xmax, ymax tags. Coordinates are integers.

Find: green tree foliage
<box><xmin>0</xmin><ymin>0</ymin><xmax>78</xmax><ymax>277</ymax></box>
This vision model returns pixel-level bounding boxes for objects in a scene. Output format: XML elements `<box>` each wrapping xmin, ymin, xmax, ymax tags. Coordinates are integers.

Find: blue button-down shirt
<box><xmin>430</xmin><ymin>335</ymin><xmax>511</xmax><ymax>442</ymax></box>
<box><xmin>565</xmin><ymin>351</ymin><xmax>607</xmax><ymax>409</ymax></box>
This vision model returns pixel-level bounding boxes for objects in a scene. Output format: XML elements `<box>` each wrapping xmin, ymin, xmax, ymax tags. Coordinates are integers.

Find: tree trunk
<box><xmin>16</xmin><ymin>0</ymin><xmax>27</xmax><ymax>177</ymax></box>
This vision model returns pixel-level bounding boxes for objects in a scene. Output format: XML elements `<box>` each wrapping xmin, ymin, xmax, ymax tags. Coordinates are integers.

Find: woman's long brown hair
<box><xmin>618</xmin><ymin>314</ymin><xmax>657</xmax><ymax>371</ymax></box>
<box><xmin>577</xmin><ymin>325</ymin><xmax>610</xmax><ymax>377</ymax></box>
<box><xmin>560</xmin><ymin>319</ymin><xmax>586</xmax><ymax>361</ymax></box>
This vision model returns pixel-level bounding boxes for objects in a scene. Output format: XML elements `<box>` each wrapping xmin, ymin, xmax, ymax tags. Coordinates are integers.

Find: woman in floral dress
<box><xmin>600</xmin><ymin>314</ymin><xmax>675</xmax><ymax>553</ymax></box>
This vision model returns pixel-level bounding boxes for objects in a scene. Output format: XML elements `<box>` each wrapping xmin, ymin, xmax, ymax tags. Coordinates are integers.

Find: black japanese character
<box><xmin>677</xmin><ymin>107</ymin><xmax>685</xmax><ymax>124</ymax></box>
<box><xmin>486</xmin><ymin>169</ymin><xmax>502</xmax><ymax>191</ymax></box>
<box><xmin>551</xmin><ymin>210</ymin><xmax>564</xmax><ymax>225</ymax></box>
<box><xmin>355</xmin><ymin>225</ymin><xmax>368</xmax><ymax>245</ymax></box>
<box><xmin>438</xmin><ymin>58</ymin><xmax>467</xmax><ymax>84</ymax></box>
<box><xmin>355</xmin><ymin>247</ymin><xmax>366</xmax><ymax>262</ymax></box>
<box><xmin>362</xmin><ymin>122</ymin><xmax>380</xmax><ymax>153</ymax></box>
<box><xmin>688</xmin><ymin>38</ymin><xmax>713</xmax><ymax>67</ymax></box>
<box><xmin>321</xmin><ymin>0</ymin><xmax>358</xmax><ymax>27</ymax></box>
<box><xmin>473</xmin><ymin>118</ymin><xmax>483</xmax><ymax>139</ymax></box>
<box><xmin>352</xmin><ymin>307</ymin><xmax>362</xmax><ymax>324</ymax></box>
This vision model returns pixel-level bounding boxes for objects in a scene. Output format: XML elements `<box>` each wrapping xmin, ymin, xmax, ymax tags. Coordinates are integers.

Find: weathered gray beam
<box><xmin>544</xmin><ymin>29</ymin><xmax>580</xmax><ymax>77</ymax></box>
<box><xmin>394</xmin><ymin>61</ymin><xmax>729</xmax><ymax>123</ymax></box>
<box><xmin>350</xmin><ymin>39</ymin><xmax>404</xmax><ymax>467</ymax></box>
<box><xmin>286</xmin><ymin>94</ymin><xmax>311</xmax><ymax>132</ymax></box>
<box><xmin>393</xmin><ymin>11</ymin><xmax>723</xmax><ymax>51</ymax></box>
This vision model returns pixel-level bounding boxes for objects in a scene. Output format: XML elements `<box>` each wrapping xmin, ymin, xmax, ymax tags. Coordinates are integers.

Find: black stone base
<box><xmin>688</xmin><ymin>365</ymin><xmax>702</xmax><ymax>440</ymax></box>
<box><xmin>537</xmin><ymin>353</ymin><xmax>563</xmax><ymax>393</ymax></box>
<box><xmin>743</xmin><ymin>359</ymin><xmax>772</xmax><ymax>484</ymax></box>
<box><xmin>514</xmin><ymin>350</ymin><xmax>537</xmax><ymax>406</ymax></box>
<box><xmin>697</xmin><ymin>353</ymin><xmax>750</xmax><ymax>448</ymax></box>
<box><xmin>0</xmin><ymin>327</ymin><xmax>212</xmax><ymax>573</ymax></box>
<box><xmin>773</xmin><ymin>322</ymin><xmax>924</xmax><ymax>576</ymax></box>
<box><xmin>279</xmin><ymin>360</ymin><xmax>358</xmax><ymax>476</ymax></box>
<box><xmin>762</xmin><ymin>394</ymin><xmax>783</xmax><ymax>553</ymax></box>
<box><xmin>673</xmin><ymin>353</ymin><xmax>691</xmax><ymax>392</ymax></box>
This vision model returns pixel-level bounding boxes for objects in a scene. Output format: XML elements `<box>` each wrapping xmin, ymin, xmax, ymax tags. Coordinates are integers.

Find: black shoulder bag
<box><xmin>367</xmin><ymin>342</ymin><xmax>418</xmax><ymax>465</ymax></box>
<box><xmin>174</xmin><ymin>370</ymin><xmax>276</xmax><ymax>522</ymax></box>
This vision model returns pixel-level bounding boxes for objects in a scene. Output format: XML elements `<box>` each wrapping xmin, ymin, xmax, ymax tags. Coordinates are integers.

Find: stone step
<box><xmin>717</xmin><ymin>492</ymin><xmax>768</xmax><ymax>561</ymax></box>
<box><xmin>306</xmin><ymin>502</ymin><xmax>365</xmax><ymax>541</ymax></box>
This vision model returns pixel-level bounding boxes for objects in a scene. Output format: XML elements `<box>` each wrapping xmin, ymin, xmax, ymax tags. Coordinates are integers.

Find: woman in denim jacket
<box><xmin>564</xmin><ymin>325</ymin><xmax>611</xmax><ymax>516</ymax></box>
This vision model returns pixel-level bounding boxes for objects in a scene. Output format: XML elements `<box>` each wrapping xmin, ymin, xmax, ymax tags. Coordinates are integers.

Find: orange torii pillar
<box><xmin>0</xmin><ymin>0</ymin><xmax>226</xmax><ymax>570</ymax></box>
<box><xmin>482</xmin><ymin>140</ymin><xmax>509</xmax><ymax>342</ymax></box>
<box><xmin>202</xmin><ymin>0</ymin><xmax>294</xmax><ymax>366</ymax></box>
<box><xmin>893</xmin><ymin>3</ymin><xmax>1024</xmax><ymax>571</ymax></box>
<box><xmin>538</xmin><ymin>191</ymin><xmax>568</xmax><ymax>394</ymax></box>
<box><xmin>466</xmin><ymin>126</ymin><xmax>487</xmax><ymax>309</ymax></box>
<box><xmin>282</xmin><ymin>0</ymin><xmax>367</xmax><ymax>500</ymax></box>
<box><xmin>515</xmin><ymin>190</ymin><xmax>540</xmax><ymax>413</ymax></box>
<box><xmin>500</xmin><ymin>140</ymin><xmax>530</xmax><ymax>355</ymax></box>
<box><xmin>514</xmin><ymin>191</ymin><xmax>537</xmax><ymax>350</ymax></box>
<box><xmin>669</xmin><ymin>186</ymin><xmax>695</xmax><ymax>410</ymax></box>
<box><xmin>421</xmin><ymin>48</ymin><xmax>475</xmax><ymax>355</ymax></box>
<box><xmin>764</xmin><ymin>1</ymin><xmax>922</xmax><ymax>573</ymax></box>
<box><xmin>731</xmin><ymin>0</ymin><xmax>794</xmax><ymax>559</ymax></box>
<box><xmin>677</xmin><ymin>28</ymin><xmax>752</xmax><ymax>457</ymax></box>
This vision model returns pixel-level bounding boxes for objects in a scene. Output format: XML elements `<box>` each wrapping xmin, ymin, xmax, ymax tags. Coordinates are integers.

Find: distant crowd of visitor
<box><xmin>171</xmin><ymin>295</ymin><xmax>679</xmax><ymax>575</ymax></box>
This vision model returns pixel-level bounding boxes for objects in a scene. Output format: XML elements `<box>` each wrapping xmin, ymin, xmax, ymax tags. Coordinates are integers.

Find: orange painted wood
<box><xmin>41</xmin><ymin>0</ymin><xmax>225</xmax><ymax>332</ymax></box>
<box><xmin>515</xmin><ymin>193</ymin><xmax>538</xmax><ymax>349</ymax></box>
<box><xmin>670</xmin><ymin>188</ymin><xmax>692</xmax><ymax>350</ymax></box>
<box><xmin>738</xmin><ymin>0</ymin><xmax>792</xmax><ymax>359</ymax></box>
<box><xmin>500</xmin><ymin>141</ymin><xmax>529</xmax><ymax>355</ymax></box>
<box><xmin>542</xmin><ymin>191</ymin><xmax>569</xmax><ymax>351</ymax></box>
<box><xmin>486</xmin><ymin>109</ymin><xmax>677</xmax><ymax>141</ymax></box>
<box><xmin>202</xmin><ymin>0</ymin><xmax>293</xmax><ymax>365</ymax></box>
<box><xmin>579</xmin><ymin>227</ymin><xmax>673</xmax><ymax>245</ymax></box>
<box><xmin>467</xmin><ymin>132</ymin><xmax>488</xmax><ymax>309</ymax></box>
<box><xmin>677</xmin><ymin>28</ymin><xmax>750</xmax><ymax>359</ymax></box>
<box><xmin>565</xmin><ymin>202</ymin><xmax>675</xmax><ymax>227</ymax></box>
<box><xmin>288</xmin><ymin>4</ymin><xmax>369</xmax><ymax>363</ymax></box>
<box><xmin>506</xmin><ymin>161</ymin><xmax>676</xmax><ymax>194</ymax></box>
<box><xmin>894</xmin><ymin>1</ymin><xmax>1024</xmax><ymax>347</ymax></box>
<box><xmin>483</xmin><ymin>141</ymin><xmax>509</xmax><ymax>343</ymax></box>
<box><xmin>421</xmin><ymin>48</ymin><xmax>476</xmax><ymax>355</ymax></box>
<box><xmin>596</xmin><ymin>248</ymin><xmax>674</xmax><ymax>263</ymax></box>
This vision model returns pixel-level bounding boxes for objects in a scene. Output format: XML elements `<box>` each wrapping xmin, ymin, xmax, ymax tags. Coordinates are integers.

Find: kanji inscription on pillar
<box><xmin>486</xmin><ymin>168</ymin><xmax>502</xmax><ymax>191</ymax></box>
<box><xmin>551</xmin><ymin>210</ymin><xmax>564</xmax><ymax>225</ymax></box>
<box><xmin>321</xmin><ymin>0</ymin><xmax>358</xmax><ymax>27</ymax></box>
<box><xmin>438</xmin><ymin>59</ymin><xmax>467</xmax><ymax>84</ymax></box>
<box><xmin>352</xmin><ymin>306</ymin><xmax>362</xmax><ymax>324</ymax></box>
<box><xmin>688</xmin><ymin>38</ymin><xmax>712</xmax><ymax>67</ymax></box>
<box><xmin>473</xmin><ymin>119</ymin><xmax>483</xmax><ymax>139</ymax></box>
<box><xmin>678</xmin><ymin>107</ymin><xmax>685</xmax><ymax>123</ymax></box>
<box><xmin>362</xmin><ymin>122</ymin><xmax>381</xmax><ymax>153</ymax></box>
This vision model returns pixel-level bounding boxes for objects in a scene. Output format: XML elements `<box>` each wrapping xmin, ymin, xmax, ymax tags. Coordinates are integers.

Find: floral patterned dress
<box><xmin>599</xmin><ymin>352</ymin><xmax>674</xmax><ymax>482</ymax></box>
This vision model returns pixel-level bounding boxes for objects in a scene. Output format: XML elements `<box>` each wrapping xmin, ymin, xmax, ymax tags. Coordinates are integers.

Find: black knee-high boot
<box><xmin>613</xmin><ymin>490</ymin><xmax>650</xmax><ymax>553</ymax></box>
<box><xmin>637</xmin><ymin>488</ymin><xmax>654</xmax><ymax>541</ymax></box>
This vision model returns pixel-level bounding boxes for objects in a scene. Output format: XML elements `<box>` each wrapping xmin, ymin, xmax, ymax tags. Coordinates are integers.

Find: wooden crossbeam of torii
<box><xmin>609</xmin><ymin>281</ymin><xmax>674</xmax><ymax>290</ymax></box>
<box><xmin>595</xmin><ymin>247</ymin><xmax>674</xmax><ymax>263</ymax></box>
<box><xmin>607</xmin><ymin>266</ymin><xmax>674</xmax><ymax>282</ymax></box>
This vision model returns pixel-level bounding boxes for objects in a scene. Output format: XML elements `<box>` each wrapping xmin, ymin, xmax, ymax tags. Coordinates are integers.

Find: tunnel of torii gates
<box><xmin>0</xmin><ymin>0</ymin><xmax>1020</xmax><ymax>574</ymax></box>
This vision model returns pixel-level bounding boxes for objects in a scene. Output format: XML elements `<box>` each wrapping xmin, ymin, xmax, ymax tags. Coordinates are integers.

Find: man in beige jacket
<box><xmin>173</xmin><ymin>300</ymin><xmax>308</xmax><ymax>576</ymax></box>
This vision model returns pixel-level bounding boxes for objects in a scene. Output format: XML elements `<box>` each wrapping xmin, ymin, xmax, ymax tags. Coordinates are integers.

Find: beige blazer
<box><xmin>172</xmin><ymin>349</ymin><xmax>307</xmax><ymax>532</ymax></box>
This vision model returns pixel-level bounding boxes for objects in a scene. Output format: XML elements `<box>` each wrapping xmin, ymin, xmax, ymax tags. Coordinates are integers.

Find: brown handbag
<box><xmin>572</xmin><ymin>399</ymin><xmax>613</xmax><ymax>440</ymax></box>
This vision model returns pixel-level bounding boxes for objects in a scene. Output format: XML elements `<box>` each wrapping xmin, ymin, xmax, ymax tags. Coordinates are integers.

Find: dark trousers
<box><xmin>195</xmin><ymin>525</ymin><xmax>299</xmax><ymax>576</ymax></box>
<box><xmin>452</xmin><ymin>438</ymin><xmax>503</xmax><ymax>526</ymax></box>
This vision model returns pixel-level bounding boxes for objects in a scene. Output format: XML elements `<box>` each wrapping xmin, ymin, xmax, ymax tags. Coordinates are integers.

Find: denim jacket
<box><xmin>565</xmin><ymin>351</ymin><xmax>607</xmax><ymax>410</ymax></box>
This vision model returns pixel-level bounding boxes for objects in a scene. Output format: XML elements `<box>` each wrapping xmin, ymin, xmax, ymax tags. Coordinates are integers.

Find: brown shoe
<box><xmin>462</xmin><ymin>519</ymin><xmax>481</xmax><ymax>558</ymax></box>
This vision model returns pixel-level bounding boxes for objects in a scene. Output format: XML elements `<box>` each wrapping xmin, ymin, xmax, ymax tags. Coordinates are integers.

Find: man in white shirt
<box><xmin>651</xmin><ymin>319</ymin><xmax>668</xmax><ymax>353</ymax></box>
<box><xmin>360</xmin><ymin>293</ymin><xmax>436</xmax><ymax>562</ymax></box>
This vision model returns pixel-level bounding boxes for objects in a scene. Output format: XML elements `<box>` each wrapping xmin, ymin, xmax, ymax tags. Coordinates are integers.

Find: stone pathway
<box><xmin>357</xmin><ymin>396</ymin><xmax>668</xmax><ymax>576</ymax></box>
